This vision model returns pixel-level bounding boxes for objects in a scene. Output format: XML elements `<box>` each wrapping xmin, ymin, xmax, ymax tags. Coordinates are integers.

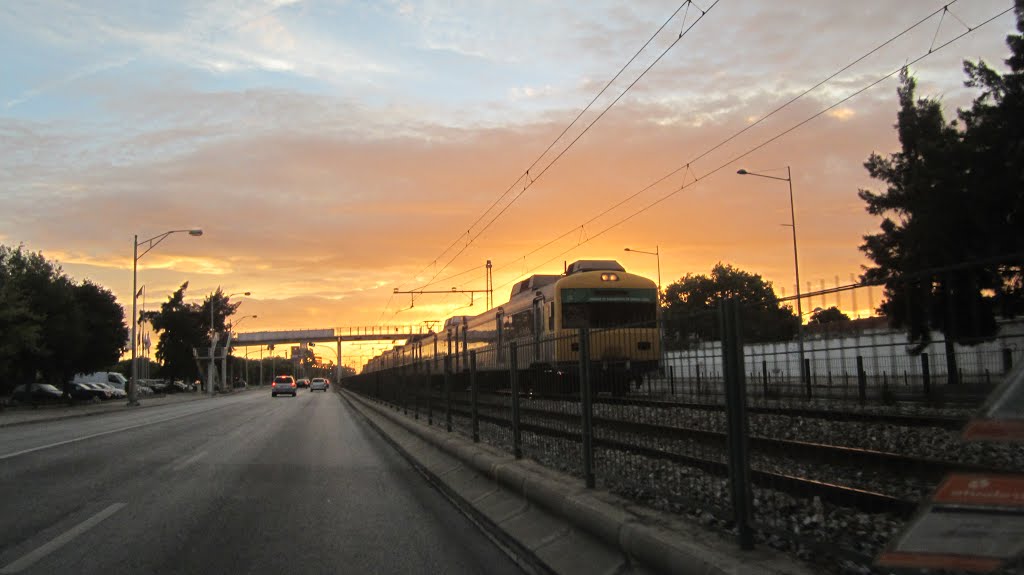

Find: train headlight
<box><xmin>600</xmin><ymin>273</ymin><xmax>619</xmax><ymax>281</ymax></box>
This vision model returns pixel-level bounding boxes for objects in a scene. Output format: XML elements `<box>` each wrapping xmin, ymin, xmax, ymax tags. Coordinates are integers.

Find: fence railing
<box><xmin>343</xmin><ymin>300</ymin><xmax>1024</xmax><ymax>572</ymax></box>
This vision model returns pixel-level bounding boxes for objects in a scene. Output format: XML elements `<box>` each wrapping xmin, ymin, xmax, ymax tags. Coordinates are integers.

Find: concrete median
<box><xmin>342</xmin><ymin>389</ymin><xmax>812</xmax><ymax>575</ymax></box>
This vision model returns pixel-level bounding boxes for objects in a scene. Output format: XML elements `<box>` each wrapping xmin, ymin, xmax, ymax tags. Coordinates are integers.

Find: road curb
<box><xmin>342</xmin><ymin>390</ymin><xmax>812</xmax><ymax>575</ymax></box>
<box><xmin>0</xmin><ymin>388</ymin><xmax>261</xmax><ymax>429</ymax></box>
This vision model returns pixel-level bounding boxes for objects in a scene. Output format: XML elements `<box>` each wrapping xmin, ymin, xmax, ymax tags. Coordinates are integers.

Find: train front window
<box><xmin>560</xmin><ymin>288</ymin><xmax>657</xmax><ymax>329</ymax></box>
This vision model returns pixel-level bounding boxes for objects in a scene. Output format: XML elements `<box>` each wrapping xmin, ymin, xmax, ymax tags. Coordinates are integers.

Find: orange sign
<box><xmin>878</xmin><ymin>552</ymin><xmax>1003</xmax><ymax>572</ymax></box>
<box><xmin>964</xmin><ymin>419</ymin><xmax>1024</xmax><ymax>442</ymax></box>
<box><xmin>933</xmin><ymin>474</ymin><xmax>1024</xmax><ymax>508</ymax></box>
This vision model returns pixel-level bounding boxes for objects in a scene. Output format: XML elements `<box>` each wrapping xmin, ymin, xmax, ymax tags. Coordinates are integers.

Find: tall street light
<box><xmin>737</xmin><ymin>166</ymin><xmax>806</xmax><ymax>386</ymax></box>
<box><xmin>623</xmin><ymin>246</ymin><xmax>661</xmax><ymax>295</ymax></box>
<box><xmin>308</xmin><ymin>341</ymin><xmax>342</xmax><ymax>383</ymax></box>
<box><xmin>624</xmin><ymin>246</ymin><xmax>663</xmax><ymax>373</ymax></box>
<box><xmin>209</xmin><ymin>291</ymin><xmax>250</xmax><ymax>394</ymax></box>
<box><xmin>227</xmin><ymin>314</ymin><xmax>257</xmax><ymax>386</ymax></box>
<box><xmin>131</xmin><ymin>228</ymin><xmax>203</xmax><ymax>406</ymax></box>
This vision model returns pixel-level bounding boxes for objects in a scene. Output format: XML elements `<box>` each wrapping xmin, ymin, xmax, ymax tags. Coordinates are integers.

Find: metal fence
<box><xmin>344</xmin><ymin>287</ymin><xmax>1024</xmax><ymax>573</ymax></box>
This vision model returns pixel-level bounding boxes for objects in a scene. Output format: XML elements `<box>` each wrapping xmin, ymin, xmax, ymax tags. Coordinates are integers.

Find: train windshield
<box><xmin>560</xmin><ymin>288</ymin><xmax>657</xmax><ymax>329</ymax></box>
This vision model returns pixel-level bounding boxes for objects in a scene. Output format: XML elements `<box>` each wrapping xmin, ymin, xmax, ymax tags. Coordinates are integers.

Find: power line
<box><xmin>409</xmin><ymin>0</ymin><xmax>719</xmax><ymax>292</ymax></box>
<box><xmin>483</xmin><ymin>3</ymin><xmax>1013</xmax><ymax>292</ymax></box>
<box><xmin>475</xmin><ymin>1</ymin><xmax>966</xmax><ymax>283</ymax></box>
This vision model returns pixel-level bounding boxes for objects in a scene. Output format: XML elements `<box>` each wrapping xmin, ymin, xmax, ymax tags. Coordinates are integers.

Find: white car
<box><xmin>309</xmin><ymin>378</ymin><xmax>329</xmax><ymax>392</ymax></box>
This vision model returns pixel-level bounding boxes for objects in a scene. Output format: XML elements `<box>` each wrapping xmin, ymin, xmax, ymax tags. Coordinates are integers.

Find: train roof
<box><xmin>508</xmin><ymin>274</ymin><xmax>561</xmax><ymax>299</ymax></box>
<box><xmin>565</xmin><ymin>260</ymin><xmax>625</xmax><ymax>275</ymax></box>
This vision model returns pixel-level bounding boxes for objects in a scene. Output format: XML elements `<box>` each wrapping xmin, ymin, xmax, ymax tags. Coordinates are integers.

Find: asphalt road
<box><xmin>0</xmin><ymin>389</ymin><xmax>525</xmax><ymax>574</ymax></box>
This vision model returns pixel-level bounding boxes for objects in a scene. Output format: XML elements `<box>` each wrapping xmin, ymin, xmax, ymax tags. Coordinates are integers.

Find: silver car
<box><xmin>309</xmin><ymin>378</ymin><xmax>328</xmax><ymax>392</ymax></box>
<box><xmin>271</xmin><ymin>375</ymin><xmax>297</xmax><ymax>397</ymax></box>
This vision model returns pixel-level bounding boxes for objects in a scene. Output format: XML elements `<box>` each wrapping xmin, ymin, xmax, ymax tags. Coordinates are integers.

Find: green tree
<box><xmin>145</xmin><ymin>282</ymin><xmax>205</xmax><ymax>383</ymax></box>
<box><xmin>859</xmin><ymin>7</ymin><xmax>1024</xmax><ymax>376</ymax></box>
<box><xmin>0</xmin><ymin>246</ymin><xmax>43</xmax><ymax>390</ymax></box>
<box><xmin>809</xmin><ymin>306</ymin><xmax>850</xmax><ymax>325</ymax></box>
<box><xmin>144</xmin><ymin>285</ymin><xmax>241</xmax><ymax>384</ymax></box>
<box><xmin>72</xmin><ymin>281</ymin><xmax>129</xmax><ymax>378</ymax></box>
<box><xmin>0</xmin><ymin>245</ymin><xmax>128</xmax><ymax>396</ymax></box>
<box><xmin>662</xmin><ymin>263</ymin><xmax>798</xmax><ymax>347</ymax></box>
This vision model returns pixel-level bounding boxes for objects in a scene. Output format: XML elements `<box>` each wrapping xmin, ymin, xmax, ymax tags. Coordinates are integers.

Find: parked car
<box><xmin>310</xmin><ymin>378</ymin><xmax>328</xmax><ymax>392</ymax></box>
<box><xmin>271</xmin><ymin>375</ymin><xmax>297</xmax><ymax>397</ymax></box>
<box><xmin>73</xmin><ymin>372</ymin><xmax>129</xmax><ymax>391</ymax></box>
<box><xmin>11</xmin><ymin>383</ymin><xmax>64</xmax><ymax>404</ymax></box>
<box><xmin>92</xmin><ymin>382</ymin><xmax>126</xmax><ymax>399</ymax></box>
<box><xmin>68</xmin><ymin>382</ymin><xmax>109</xmax><ymax>401</ymax></box>
<box><xmin>142</xmin><ymin>379</ymin><xmax>169</xmax><ymax>393</ymax></box>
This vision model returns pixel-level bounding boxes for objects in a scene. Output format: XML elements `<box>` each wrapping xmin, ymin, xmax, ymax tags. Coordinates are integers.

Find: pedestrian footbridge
<box><xmin>232</xmin><ymin>325</ymin><xmax>431</xmax><ymax>346</ymax></box>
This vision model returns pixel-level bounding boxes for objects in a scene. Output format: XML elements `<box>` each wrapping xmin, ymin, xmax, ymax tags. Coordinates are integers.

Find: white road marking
<box><xmin>0</xmin><ymin>502</ymin><xmax>127</xmax><ymax>574</ymax></box>
<box><xmin>171</xmin><ymin>450</ymin><xmax>207</xmax><ymax>471</ymax></box>
<box><xmin>0</xmin><ymin>401</ymin><xmax>241</xmax><ymax>461</ymax></box>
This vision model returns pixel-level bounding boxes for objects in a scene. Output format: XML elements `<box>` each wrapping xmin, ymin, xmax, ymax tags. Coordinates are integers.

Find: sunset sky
<box><xmin>1</xmin><ymin>1</ymin><xmax>1018</xmax><ymax>368</ymax></box>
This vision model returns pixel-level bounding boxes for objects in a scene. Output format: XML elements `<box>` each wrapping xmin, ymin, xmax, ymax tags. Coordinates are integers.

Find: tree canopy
<box><xmin>809</xmin><ymin>306</ymin><xmax>850</xmax><ymax>325</ymax></box>
<box><xmin>860</xmin><ymin>5</ymin><xmax>1024</xmax><ymax>348</ymax></box>
<box><xmin>662</xmin><ymin>263</ymin><xmax>798</xmax><ymax>347</ymax></box>
<box><xmin>0</xmin><ymin>245</ymin><xmax>128</xmax><ymax>394</ymax></box>
<box><xmin>143</xmin><ymin>284</ymin><xmax>241</xmax><ymax>383</ymax></box>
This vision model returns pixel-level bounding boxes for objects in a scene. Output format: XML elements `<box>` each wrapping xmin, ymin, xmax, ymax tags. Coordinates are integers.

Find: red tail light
<box><xmin>291</xmin><ymin>382</ymin><xmax>297</xmax><ymax>388</ymax></box>
<box><xmin>272</xmin><ymin>382</ymin><xmax>277</xmax><ymax>387</ymax></box>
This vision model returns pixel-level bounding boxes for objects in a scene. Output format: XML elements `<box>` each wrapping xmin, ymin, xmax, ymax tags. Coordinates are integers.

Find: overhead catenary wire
<box><xmin>481</xmin><ymin>3</ymin><xmax>1013</xmax><ymax>292</ymax></box>
<box><xmin>406</xmin><ymin>0</ymin><xmax>719</xmax><ymax>294</ymax></box>
<box><xmin>471</xmin><ymin>0</ymin><xmax>968</xmax><ymax>285</ymax></box>
<box><xmin>377</xmin><ymin>2</ymin><xmax>711</xmax><ymax>321</ymax></box>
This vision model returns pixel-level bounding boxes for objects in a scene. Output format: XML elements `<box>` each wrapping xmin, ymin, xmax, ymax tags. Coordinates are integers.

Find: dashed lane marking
<box><xmin>0</xmin><ymin>502</ymin><xmax>127</xmax><ymax>574</ymax></box>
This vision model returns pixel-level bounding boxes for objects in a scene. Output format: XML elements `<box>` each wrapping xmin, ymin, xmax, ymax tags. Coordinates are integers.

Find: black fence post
<box><xmin>444</xmin><ymin>355</ymin><xmax>452</xmax><ymax>433</ymax></box>
<box><xmin>856</xmin><ymin>356</ymin><xmax>867</xmax><ymax>405</ymax></box>
<box><xmin>720</xmin><ymin>298</ymin><xmax>753</xmax><ymax>550</ymax></box>
<box><xmin>921</xmin><ymin>353</ymin><xmax>931</xmax><ymax>397</ymax></box>
<box><xmin>400</xmin><ymin>364</ymin><xmax>407</xmax><ymax>415</ymax></box>
<box><xmin>413</xmin><ymin>361</ymin><xmax>419</xmax><ymax>421</ymax></box>
<box><xmin>1003</xmin><ymin>348</ymin><xmax>1013</xmax><ymax>374</ymax></box>
<box><xmin>579</xmin><ymin>328</ymin><xmax>595</xmax><ymax>489</ymax></box>
<box><xmin>804</xmin><ymin>358</ymin><xmax>812</xmax><ymax>400</ymax></box>
<box><xmin>470</xmin><ymin>351</ymin><xmax>479</xmax><ymax>443</ymax></box>
<box><xmin>510</xmin><ymin>342</ymin><xmax>522</xmax><ymax>459</ymax></box>
<box><xmin>427</xmin><ymin>361</ymin><xmax>433</xmax><ymax>426</ymax></box>
<box><xmin>761</xmin><ymin>359</ymin><xmax>769</xmax><ymax>398</ymax></box>
<box><xmin>668</xmin><ymin>365</ymin><xmax>675</xmax><ymax>396</ymax></box>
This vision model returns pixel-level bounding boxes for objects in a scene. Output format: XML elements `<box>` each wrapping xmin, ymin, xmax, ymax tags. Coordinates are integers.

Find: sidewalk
<box><xmin>0</xmin><ymin>387</ymin><xmax>263</xmax><ymax>428</ymax></box>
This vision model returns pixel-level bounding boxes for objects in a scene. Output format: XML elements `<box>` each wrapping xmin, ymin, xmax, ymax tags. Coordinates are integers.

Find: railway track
<box><xmin>405</xmin><ymin>397</ymin><xmax>920</xmax><ymax>516</ymax></box>
<box><xmin>483</xmin><ymin>390</ymin><xmax>969</xmax><ymax>429</ymax></box>
<box><xmin>384</xmin><ymin>392</ymin><xmax>1014</xmax><ymax>517</ymax></box>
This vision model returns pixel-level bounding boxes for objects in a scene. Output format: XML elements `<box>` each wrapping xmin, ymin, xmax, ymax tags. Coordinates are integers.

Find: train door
<box><xmin>532</xmin><ymin>296</ymin><xmax>544</xmax><ymax>364</ymax></box>
<box><xmin>496</xmin><ymin>310</ymin><xmax>505</xmax><ymax>365</ymax></box>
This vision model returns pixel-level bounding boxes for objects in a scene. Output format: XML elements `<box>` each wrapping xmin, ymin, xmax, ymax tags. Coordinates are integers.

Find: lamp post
<box><xmin>227</xmin><ymin>314</ymin><xmax>256</xmax><ymax>386</ymax></box>
<box><xmin>623</xmin><ymin>246</ymin><xmax>661</xmax><ymax>295</ymax></box>
<box><xmin>131</xmin><ymin>228</ymin><xmax>203</xmax><ymax>406</ymax></box>
<box><xmin>737</xmin><ymin>166</ymin><xmax>806</xmax><ymax>386</ymax></box>
<box><xmin>208</xmin><ymin>290</ymin><xmax>249</xmax><ymax>394</ymax></box>
<box><xmin>308</xmin><ymin>341</ymin><xmax>342</xmax><ymax>383</ymax></box>
<box><xmin>624</xmin><ymin>246</ymin><xmax>663</xmax><ymax>374</ymax></box>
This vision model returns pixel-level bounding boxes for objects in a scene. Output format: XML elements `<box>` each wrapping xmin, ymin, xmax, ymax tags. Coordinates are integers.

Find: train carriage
<box><xmin>362</xmin><ymin>260</ymin><xmax>660</xmax><ymax>394</ymax></box>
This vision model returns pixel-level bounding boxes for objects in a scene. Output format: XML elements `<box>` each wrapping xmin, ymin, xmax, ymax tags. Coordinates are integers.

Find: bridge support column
<box><xmin>337</xmin><ymin>338</ymin><xmax>342</xmax><ymax>383</ymax></box>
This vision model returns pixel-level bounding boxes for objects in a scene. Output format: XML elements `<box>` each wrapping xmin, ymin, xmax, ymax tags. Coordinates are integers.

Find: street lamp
<box><xmin>623</xmin><ymin>246</ymin><xmax>661</xmax><ymax>295</ymax></box>
<box><xmin>229</xmin><ymin>314</ymin><xmax>257</xmax><ymax>332</ymax></box>
<box><xmin>308</xmin><ymin>341</ymin><xmax>342</xmax><ymax>383</ymax></box>
<box><xmin>737</xmin><ymin>166</ymin><xmax>806</xmax><ymax>387</ymax></box>
<box><xmin>208</xmin><ymin>290</ymin><xmax>250</xmax><ymax>394</ymax></box>
<box><xmin>624</xmin><ymin>246</ymin><xmax>664</xmax><ymax>373</ymax></box>
<box><xmin>131</xmin><ymin>228</ymin><xmax>203</xmax><ymax>406</ymax></box>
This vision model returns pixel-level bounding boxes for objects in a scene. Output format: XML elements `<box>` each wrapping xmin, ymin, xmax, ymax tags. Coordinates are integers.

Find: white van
<box><xmin>73</xmin><ymin>372</ymin><xmax>129</xmax><ymax>390</ymax></box>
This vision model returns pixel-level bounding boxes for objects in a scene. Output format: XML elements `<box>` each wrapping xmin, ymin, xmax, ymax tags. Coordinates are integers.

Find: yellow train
<box><xmin>364</xmin><ymin>260</ymin><xmax>660</xmax><ymax>393</ymax></box>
